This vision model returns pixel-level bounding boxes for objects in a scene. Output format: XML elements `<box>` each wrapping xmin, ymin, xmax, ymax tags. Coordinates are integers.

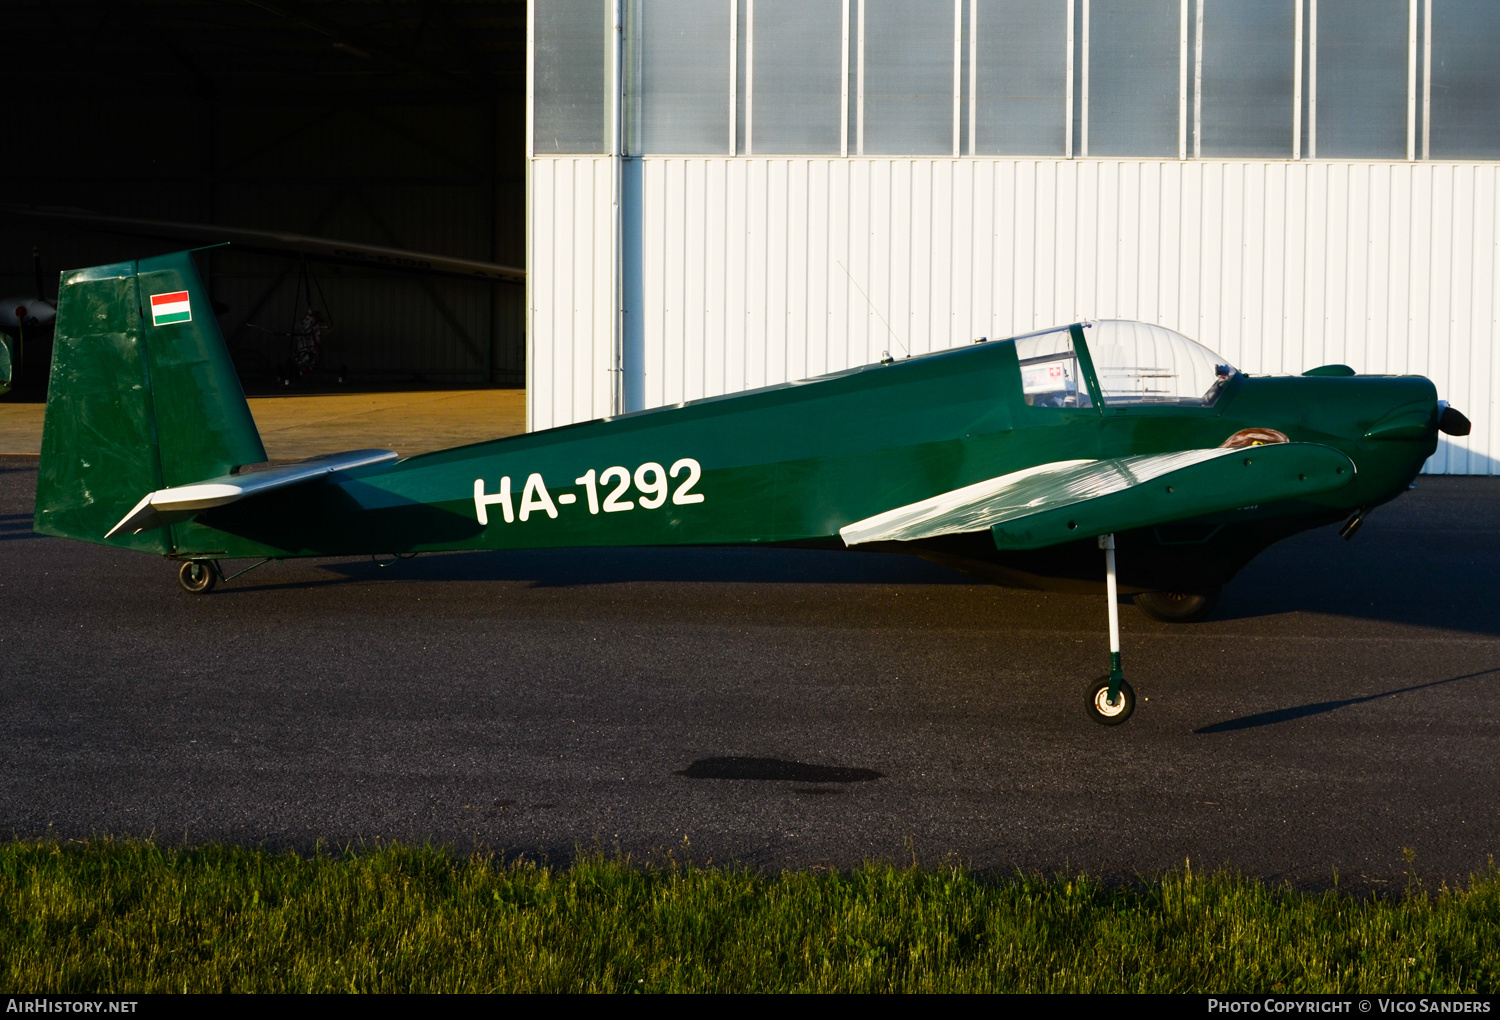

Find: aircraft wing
<box><xmin>105</xmin><ymin>449</ymin><xmax>398</xmax><ymax>539</ymax></box>
<box><xmin>3</xmin><ymin>205</ymin><xmax>524</xmax><ymax>283</ymax></box>
<box><xmin>840</xmin><ymin>443</ymin><xmax>1356</xmax><ymax>551</ymax></box>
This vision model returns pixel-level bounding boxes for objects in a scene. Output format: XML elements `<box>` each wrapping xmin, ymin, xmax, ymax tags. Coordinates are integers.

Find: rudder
<box><xmin>34</xmin><ymin>250</ymin><xmax>266</xmax><ymax>549</ymax></box>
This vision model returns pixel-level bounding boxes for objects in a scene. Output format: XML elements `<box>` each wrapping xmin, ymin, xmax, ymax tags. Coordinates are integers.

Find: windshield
<box><xmin>1083</xmin><ymin>320</ymin><xmax>1236</xmax><ymax>407</ymax></box>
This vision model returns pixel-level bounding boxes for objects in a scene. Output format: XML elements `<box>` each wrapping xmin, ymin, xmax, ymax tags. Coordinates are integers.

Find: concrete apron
<box><xmin>0</xmin><ymin>389</ymin><xmax>527</xmax><ymax>460</ymax></box>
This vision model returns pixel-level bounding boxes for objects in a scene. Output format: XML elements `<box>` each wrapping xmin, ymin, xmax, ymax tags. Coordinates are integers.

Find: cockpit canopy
<box><xmin>1014</xmin><ymin>320</ymin><xmax>1235</xmax><ymax>409</ymax></box>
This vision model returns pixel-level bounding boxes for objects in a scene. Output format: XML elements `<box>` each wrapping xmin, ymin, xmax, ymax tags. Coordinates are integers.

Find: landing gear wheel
<box><xmin>1135</xmin><ymin>587</ymin><xmax>1220</xmax><ymax>623</ymax></box>
<box><xmin>1087</xmin><ymin>677</ymin><xmax>1136</xmax><ymax>726</ymax></box>
<box><xmin>177</xmin><ymin>560</ymin><xmax>217</xmax><ymax>594</ymax></box>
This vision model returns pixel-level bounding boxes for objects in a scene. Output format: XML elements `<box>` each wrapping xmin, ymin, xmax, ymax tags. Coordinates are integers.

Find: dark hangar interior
<box><xmin>2</xmin><ymin>0</ymin><xmax>527</xmax><ymax>391</ymax></box>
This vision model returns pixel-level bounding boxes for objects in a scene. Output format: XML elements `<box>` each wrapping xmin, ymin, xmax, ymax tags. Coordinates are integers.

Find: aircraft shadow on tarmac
<box><xmin>0</xmin><ymin>512</ymin><xmax>36</xmax><ymax>542</ymax></box>
<box><xmin>290</xmin><ymin>520</ymin><xmax>1500</xmax><ymax>636</ymax></box>
<box><xmin>1218</xmin><ymin>527</ymin><xmax>1500</xmax><ymax>635</ymax></box>
<box><xmin>675</xmin><ymin>757</ymin><xmax>883</xmax><ymax>783</ymax></box>
<box><xmin>1195</xmin><ymin>666</ymin><xmax>1500</xmax><ymax>733</ymax></box>
<box><xmin>313</xmin><ymin>544</ymin><xmax>973</xmax><ymax>588</ymax></box>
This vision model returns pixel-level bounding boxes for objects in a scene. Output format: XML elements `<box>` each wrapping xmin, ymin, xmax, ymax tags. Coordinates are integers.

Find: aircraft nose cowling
<box><xmin>1438</xmin><ymin>401</ymin><xmax>1472</xmax><ymax>437</ymax></box>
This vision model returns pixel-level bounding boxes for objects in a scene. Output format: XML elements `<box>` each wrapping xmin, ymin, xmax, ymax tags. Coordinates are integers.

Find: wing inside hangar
<box><xmin>3</xmin><ymin>205</ymin><xmax>526</xmax><ymax>283</ymax></box>
<box><xmin>839</xmin><ymin>443</ymin><xmax>1357</xmax><ymax>551</ymax></box>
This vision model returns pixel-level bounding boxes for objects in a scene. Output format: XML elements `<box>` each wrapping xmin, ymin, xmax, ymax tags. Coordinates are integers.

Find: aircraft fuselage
<box><xmin>162</xmin><ymin>337</ymin><xmax>1437</xmax><ymax>594</ymax></box>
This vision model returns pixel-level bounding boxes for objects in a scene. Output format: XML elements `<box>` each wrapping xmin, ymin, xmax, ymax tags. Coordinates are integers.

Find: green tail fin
<box><xmin>33</xmin><ymin>250</ymin><xmax>266</xmax><ymax>550</ymax></box>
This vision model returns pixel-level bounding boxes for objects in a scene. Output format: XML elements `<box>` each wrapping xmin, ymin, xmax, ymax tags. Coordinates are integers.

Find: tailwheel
<box><xmin>177</xmin><ymin>560</ymin><xmax>217</xmax><ymax>594</ymax></box>
<box><xmin>1087</xmin><ymin>677</ymin><xmax>1136</xmax><ymax>726</ymax></box>
<box><xmin>1135</xmin><ymin>586</ymin><xmax>1220</xmax><ymax>623</ymax></box>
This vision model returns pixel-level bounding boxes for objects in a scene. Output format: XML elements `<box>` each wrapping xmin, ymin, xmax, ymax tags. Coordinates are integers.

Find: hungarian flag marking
<box><xmin>150</xmin><ymin>291</ymin><xmax>192</xmax><ymax>326</ymax></box>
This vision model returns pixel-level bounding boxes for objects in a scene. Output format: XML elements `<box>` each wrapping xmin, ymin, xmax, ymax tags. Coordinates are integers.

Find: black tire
<box><xmin>178</xmin><ymin>560</ymin><xmax>217</xmax><ymax>594</ymax></box>
<box><xmin>1135</xmin><ymin>586</ymin><xmax>1221</xmax><ymax>623</ymax></box>
<box><xmin>1087</xmin><ymin>677</ymin><xmax>1136</xmax><ymax>726</ymax></box>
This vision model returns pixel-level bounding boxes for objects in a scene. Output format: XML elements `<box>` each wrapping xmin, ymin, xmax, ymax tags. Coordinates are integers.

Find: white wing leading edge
<box><xmin>839</xmin><ymin>445</ymin><xmax>1356</xmax><ymax>550</ymax></box>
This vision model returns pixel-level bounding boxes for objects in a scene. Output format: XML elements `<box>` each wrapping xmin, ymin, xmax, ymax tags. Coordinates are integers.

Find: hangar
<box><xmin>4</xmin><ymin>1</ymin><xmax>1496</xmax><ymax>475</ymax></box>
<box><xmin>3</xmin><ymin>0</ymin><xmax>527</xmax><ymax>390</ymax></box>
<box><xmin>528</xmin><ymin>0</ymin><xmax>1498</xmax><ymax>475</ymax></box>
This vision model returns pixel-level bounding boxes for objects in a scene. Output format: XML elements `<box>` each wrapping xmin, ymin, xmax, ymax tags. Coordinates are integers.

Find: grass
<box><xmin>1</xmin><ymin>841</ymin><xmax>1497</xmax><ymax>992</ymax></box>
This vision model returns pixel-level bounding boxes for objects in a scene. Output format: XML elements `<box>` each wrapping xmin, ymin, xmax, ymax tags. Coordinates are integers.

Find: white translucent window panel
<box><xmin>1429</xmin><ymin>0</ymin><xmax>1500</xmax><ymax>160</ymax></box>
<box><xmin>863</xmin><ymin>0</ymin><xmax>956</xmax><ymax>155</ymax></box>
<box><xmin>1315</xmin><ymin>0</ymin><xmax>1407</xmax><ymax>159</ymax></box>
<box><xmin>627</xmin><ymin>0</ymin><xmax>732</xmax><ymax>154</ymax></box>
<box><xmin>534</xmin><ymin>0</ymin><xmax>611</xmax><ymax>154</ymax></box>
<box><xmin>752</xmin><ymin>0</ymin><xmax>844</xmax><ymax>154</ymax></box>
<box><xmin>974</xmin><ymin>0</ymin><xmax>1067</xmax><ymax>155</ymax></box>
<box><xmin>1088</xmin><ymin>0</ymin><xmax>1180</xmax><ymax>157</ymax></box>
<box><xmin>847</xmin><ymin>24</ymin><xmax>860</xmax><ymax>153</ymax></box>
<box><xmin>735</xmin><ymin>0</ymin><xmax>749</xmax><ymax>154</ymax></box>
<box><xmin>958</xmin><ymin>4</ymin><xmax>971</xmax><ymax>150</ymax></box>
<box><xmin>1199</xmin><ymin>0</ymin><xmax>1296</xmax><ymax>158</ymax></box>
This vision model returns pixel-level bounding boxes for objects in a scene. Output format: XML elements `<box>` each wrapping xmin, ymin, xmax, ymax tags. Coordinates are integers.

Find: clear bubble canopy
<box><xmin>1014</xmin><ymin>320</ymin><xmax>1236</xmax><ymax>409</ymax></box>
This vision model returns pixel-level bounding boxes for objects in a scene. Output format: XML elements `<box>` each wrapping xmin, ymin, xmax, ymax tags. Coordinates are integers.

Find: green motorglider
<box><xmin>32</xmin><ymin>251</ymin><xmax>1472</xmax><ymax>724</ymax></box>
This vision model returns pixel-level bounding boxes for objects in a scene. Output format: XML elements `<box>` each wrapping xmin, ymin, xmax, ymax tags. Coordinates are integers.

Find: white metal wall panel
<box><xmin>529</xmin><ymin>155</ymin><xmax>1498</xmax><ymax>473</ymax></box>
<box><xmin>527</xmin><ymin>157</ymin><xmax>615</xmax><ymax>430</ymax></box>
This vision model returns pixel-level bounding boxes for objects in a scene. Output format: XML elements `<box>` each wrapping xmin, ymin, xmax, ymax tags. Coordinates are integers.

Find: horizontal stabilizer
<box><xmin>840</xmin><ymin>444</ymin><xmax>1355</xmax><ymax>551</ymax></box>
<box><xmin>105</xmin><ymin>449</ymin><xmax>398</xmax><ymax>538</ymax></box>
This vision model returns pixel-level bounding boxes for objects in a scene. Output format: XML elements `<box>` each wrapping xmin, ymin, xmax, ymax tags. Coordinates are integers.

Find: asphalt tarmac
<box><xmin>2</xmin><ymin>456</ymin><xmax>1497</xmax><ymax>889</ymax></box>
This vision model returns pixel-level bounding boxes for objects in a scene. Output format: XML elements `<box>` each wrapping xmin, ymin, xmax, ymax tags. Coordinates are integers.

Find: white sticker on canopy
<box><xmin>1021</xmin><ymin>360</ymin><xmax>1075</xmax><ymax>395</ymax></box>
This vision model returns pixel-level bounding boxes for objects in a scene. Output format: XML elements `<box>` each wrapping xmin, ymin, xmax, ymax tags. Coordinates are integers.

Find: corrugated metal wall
<box><xmin>528</xmin><ymin>157</ymin><xmax>617</xmax><ymax>426</ymax></box>
<box><xmin>528</xmin><ymin>155</ymin><xmax>1496</xmax><ymax>474</ymax></box>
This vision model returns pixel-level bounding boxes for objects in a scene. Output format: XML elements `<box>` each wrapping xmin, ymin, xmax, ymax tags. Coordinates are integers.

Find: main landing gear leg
<box><xmin>1087</xmin><ymin>533</ymin><xmax>1136</xmax><ymax>725</ymax></box>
